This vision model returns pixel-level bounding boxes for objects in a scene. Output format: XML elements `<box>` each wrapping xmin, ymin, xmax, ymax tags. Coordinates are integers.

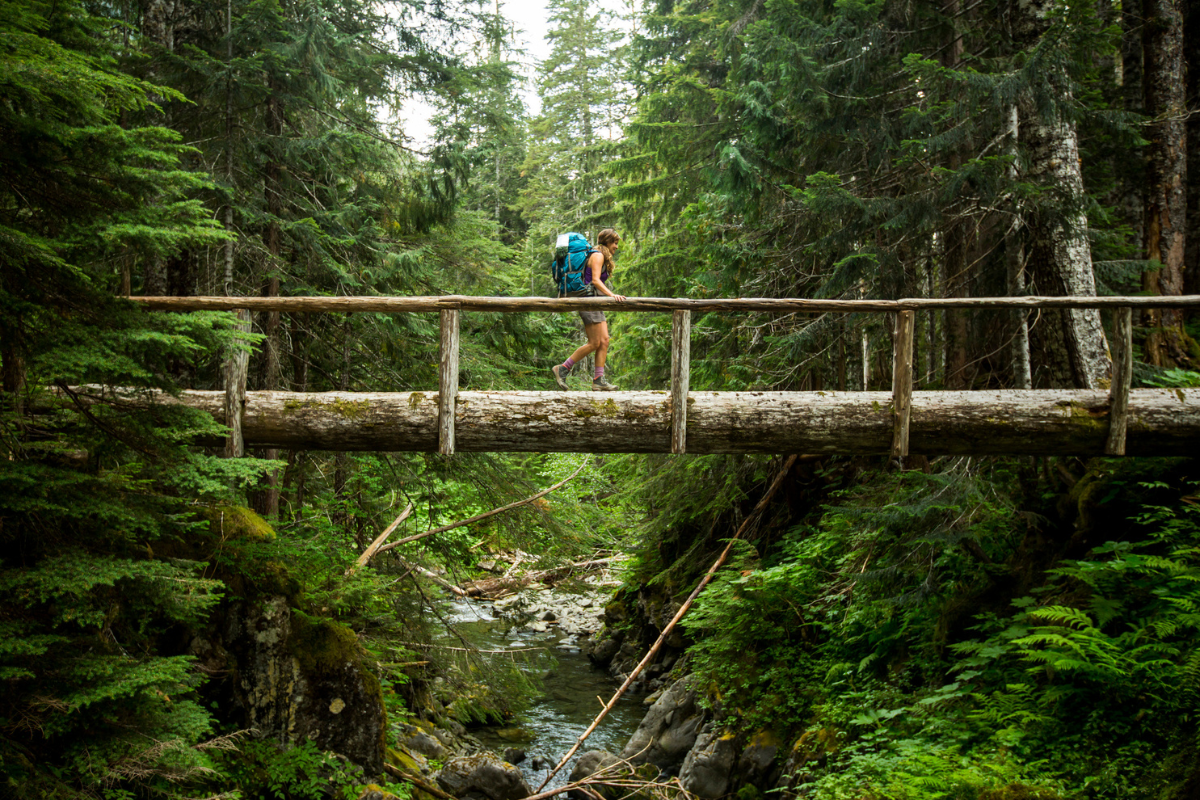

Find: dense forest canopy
<box><xmin>2</xmin><ymin>0</ymin><xmax>1200</xmax><ymax>798</ymax></box>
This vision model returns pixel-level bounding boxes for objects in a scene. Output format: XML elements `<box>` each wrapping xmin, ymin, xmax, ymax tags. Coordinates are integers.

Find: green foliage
<box><xmin>670</xmin><ymin>458</ymin><xmax>1200</xmax><ymax>798</ymax></box>
<box><xmin>218</xmin><ymin>739</ymin><xmax>363</xmax><ymax>800</ymax></box>
<box><xmin>1145</xmin><ymin>368</ymin><xmax>1200</xmax><ymax>388</ymax></box>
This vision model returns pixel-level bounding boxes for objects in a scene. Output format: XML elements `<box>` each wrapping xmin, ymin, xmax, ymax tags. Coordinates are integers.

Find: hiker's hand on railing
<box><xmin>612</xmin><ymin>294</ymin><xmax>627</xmax><ymax>302</ymax></box>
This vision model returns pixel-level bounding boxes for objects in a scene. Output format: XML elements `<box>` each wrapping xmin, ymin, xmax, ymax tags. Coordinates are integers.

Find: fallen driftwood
<box><xmin>461</xmin><ymin>556</ymin><xmax>624</xmax><ymax>599</ymax></box>
<box><xmin>401</xmin><ymin>558</ymin><xmax>466</xmax><ymax>597</ymax></box>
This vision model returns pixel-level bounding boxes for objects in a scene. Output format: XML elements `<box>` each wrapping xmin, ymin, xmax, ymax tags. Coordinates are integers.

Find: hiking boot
<box><xmin>591</xmin><ymin>376</ymin><xmax>620</xmax><ymax>391</ymax></box>
<box><xmin>551</xmin><ymin>364</ymin><xmax>571</xmax><ymax>390</ymax></box>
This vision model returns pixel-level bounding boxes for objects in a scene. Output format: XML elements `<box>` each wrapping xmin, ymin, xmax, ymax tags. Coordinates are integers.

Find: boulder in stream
<box><xmin>568</xmin><ymin>749</ymin><xmax>621</xmax><ymax>783</ymax></box>
<box><xmin>566</xmin><ymin>750</ymin><xmax>622</xmax><ymax>800</ymax></box>
<box><xmin>620</xmin><ymin>677</ymin><xmax>706</xmax><ymax>772</ymax></box>
<box><xmin>679</xmin><ymin>731</ymin><xmax>739</xmax><ymax>799</ymax></box>
<box><xmin>436</xmin><ymin>753</ymin><xmax>531</xmax><ymax>800</ymax></box>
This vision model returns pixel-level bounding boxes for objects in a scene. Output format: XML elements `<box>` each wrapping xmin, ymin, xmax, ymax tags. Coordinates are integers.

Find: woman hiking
<box><xmin>551</xmin><ymin>228</ymin><xmax>626</xmax><ymax>391</ymax></box>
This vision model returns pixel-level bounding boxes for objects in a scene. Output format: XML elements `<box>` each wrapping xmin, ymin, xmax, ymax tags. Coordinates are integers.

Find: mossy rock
<box><xmin>199</xmin><ymin>504</ymin><xmax>276</xmax><ymax>541</ymax></box>
<box><xmin>791</xmin><ymin>727</ymin><xmax>841</xmax><ymax>763</ymax></box>
<box><xmin>603</xmin><ymin>598</ymin><xmax>628</xmax><ymax>623</ymax></box>
<box><xmin>359</xmin><ymin>785</ymin><xmax>407</xmax><ymax>800</ymax></box>
<box><xmin>386</xmin><ymin>745</ymin><xmax>428</xmax><ymax>775</ymax></box>
<box><xmin>288</xmin><ymin>614</ymin><xmax>367</xmax><ymax>678</ymax></box>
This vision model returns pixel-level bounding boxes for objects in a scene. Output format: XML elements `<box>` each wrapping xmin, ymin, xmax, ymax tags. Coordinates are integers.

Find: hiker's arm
<box><xmin>589</xmin><ymin>253</ymin><xmax>626</xmax><ymax>302</ymax></box>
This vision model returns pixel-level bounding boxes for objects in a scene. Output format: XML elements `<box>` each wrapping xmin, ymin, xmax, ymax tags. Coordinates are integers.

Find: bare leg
<box><xmin>568</xmin><ymin>322</ymin><xmax>607</xmax><ymax>365</ymax></box>
<box><xmin>592</xmin><ymin>322</ymin><xmax>610</xmax><ymax>373</ymax></box>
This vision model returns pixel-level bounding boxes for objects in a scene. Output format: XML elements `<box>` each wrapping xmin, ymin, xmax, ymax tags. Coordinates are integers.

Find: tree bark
<box><xmin>1185</xmin><ymin>0</ymin><xmax>1200</xmax><ymax>295</ymax></box>
<box><xmin>333</xmin><ymin>315</ymin><xmax>352</xmax><ymax>526</ymax></box>
<box><xmin>1013</xmin><ymin>0</ymin><xmax>1110</xmax><ymax>389</ymax></box>
<box><xmin>252</xmin><ymin>76</ymin><xmax>286</xmax><ymax>517</ymax></box>
<box><xmin>118</xmin><ymin>387</ymin><xmax>1200</xmax><ymax>457</ymax></box>
<box><xmin>1019</xmin><ymin>98</ymin><xmax>1110</xmax><ymax>388</ymax></box>
<box><xmin>940</xmin><ymin>0</ymin><xmax>971</xmax><ymax>390</ymax></box>
<box><xmin>1141</xmin><ymin>0</ymin><xmax>1191</xmax><ymax>366</ymax></box>
<box><xmin>222</xmin><ymin>309</ymin><xmax>251</xmax><ymax>459</ymax></box>
<box><xmin>1</xmin><ymin>266</ymin><xmax>26</xmax><ymax>399</ymax></box>
<box><xmin>1005</xmin><ymin>105</ymin><xmax>1033</xmax><ymax>389</ymax></box>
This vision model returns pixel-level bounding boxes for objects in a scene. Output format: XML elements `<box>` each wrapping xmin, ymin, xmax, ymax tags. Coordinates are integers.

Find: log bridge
<box><xmin>134</xmin><ymin>295</ymin><xmax>1200</xmax><ymax>458</ymax></box>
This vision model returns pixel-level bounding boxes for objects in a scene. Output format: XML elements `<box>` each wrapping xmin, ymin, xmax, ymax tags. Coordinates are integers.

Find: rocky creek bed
<box><xmin>380</xmin><ymin>575</ymin><xmax>791</xmax><ymax>800</ymax></box>
<box><xmin>438</xmin><ymin>577</ymin><xmax>648</xmax><ymax>791</ymax></box>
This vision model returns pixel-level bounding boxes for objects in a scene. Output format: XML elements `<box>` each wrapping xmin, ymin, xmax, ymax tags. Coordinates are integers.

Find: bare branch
<box><xmin>346</xmin><ymin>502</ymin><xmax>414</xmax><ymax>575</ymax></box>
<box><xmin>376</xmin><ymin>460</ymin><xmax>589</xmax><ymax>555</ymax></box>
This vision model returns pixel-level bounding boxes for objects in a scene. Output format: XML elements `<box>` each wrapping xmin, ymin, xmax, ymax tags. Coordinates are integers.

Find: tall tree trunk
<box><xmin>1012</xmin><ymin>0</ymin><xmax>1108</xmax><ymax>388</ymax></box>
<box><xmin>252</xmin><ymin>80</ymin><xmax>285</xmax><ymax>517</ymax></box>
<box><xmin>1186</xmin><ymin>0</ymin><xmax>1200</xmax><ymax>295</ymax></box>
<box><xmin>1141</xmin><ymin>0</ymin><xmax>1191</xmax><ymax>366</ymax></box>
<box><xmin>940</xmin><ymin>2</ymin><xmax>971</xmax><ymax>389</ymax></box>
<box><xmin>1006</xmin><ymin>105</ymin><xmax>1033</xmax><ymax>389</ymax></box>
<box><xmin>0</xmin><ymin>268</ymin><xmax>26</xmax><ymax>402</ymax></box>
<box><xmin>333</xmin><ymin>315</ymin><xmax>352</xmax><ymax>527</ymax></box>
<box><xmin>1020</xmin><ymin>98</ymin><xmax>1109</xmax><ymax>388</ymax></box>
<box><xmin>223</xmin><ymin>0</ymin><xmax>235</xmax><ymax>297</ymax></box>
<box><xmin>139</xmin><ymin>0</ymin><xmax>181</xmax><ymax>298</ymax></box>
<box><xmin>283</xmin><ymin>313</ymin><xmax>309</xmax><ymax>520</ymax></box>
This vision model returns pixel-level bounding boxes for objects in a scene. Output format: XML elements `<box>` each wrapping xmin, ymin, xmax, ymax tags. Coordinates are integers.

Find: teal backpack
<box><xmin>551</xmin><ymin>232</ymin><xmax>596</xmax><ymax>295</ymax></box>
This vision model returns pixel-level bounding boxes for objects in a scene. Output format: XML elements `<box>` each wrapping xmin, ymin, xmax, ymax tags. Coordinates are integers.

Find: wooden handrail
<box><xmin>133</xmin><ymin>294</ymin><xmax>1200</xmax><ymax>313</ymax></box>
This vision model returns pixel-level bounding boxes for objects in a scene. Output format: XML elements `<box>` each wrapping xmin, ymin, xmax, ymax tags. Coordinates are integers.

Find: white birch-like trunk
<box><xmin>1014</xmin><ymin>0</ymin><xmax>1110</xmax><ymax>389</ymax></box>
<box><xmin>1005</xmin><ymin>104</ymin><xmax>1033</xmax><ymax>389</ymax></box>
<box><xmin>1020</xmin><ymin>100</ymin><xmax>1109</xmax><ymax>389</ymax></box>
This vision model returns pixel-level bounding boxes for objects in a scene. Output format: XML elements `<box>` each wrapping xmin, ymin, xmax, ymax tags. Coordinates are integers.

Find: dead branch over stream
<box><xmin>536</xmin><ymin>455</ymin><xmax>801</xmax><ymax>790</ymax></box>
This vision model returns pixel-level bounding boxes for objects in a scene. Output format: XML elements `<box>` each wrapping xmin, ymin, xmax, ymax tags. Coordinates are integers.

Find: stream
<box><xmin>442</xmin><ymin>596</ymin><xmax>647</xmax><ymax>789</ymax></box>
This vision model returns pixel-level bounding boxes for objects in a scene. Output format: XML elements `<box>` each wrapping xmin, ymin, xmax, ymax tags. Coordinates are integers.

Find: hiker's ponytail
<box><xmin>596</xmin><ymin>228</ymin><xmax>620</xmax><ymax>275</ymax></box>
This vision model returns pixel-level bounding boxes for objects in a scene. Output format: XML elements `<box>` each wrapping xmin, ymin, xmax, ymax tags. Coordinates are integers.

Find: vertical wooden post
<box><xmin>1105</xmin><ymin>307</ymin><xmax>1133</xmax><ymax>456</ymax></box>
<box><xmin>223</xmin><ymin>308</ymin><xmax>251</xmax><ymax>459</ymax></box>
<box><xmin>891</xmin><ymin>310</ymin><xmax>915</xmax><ymax>461</ymax></box>
<box><xmin>671</xmin><ymin>310</ymin><xmax>691</xmax><ymax>455</ymax></box>
<box><xmin>438</xmin><ymin>308</ymin><xmax>460</xmax><ymax>456</ymax></box>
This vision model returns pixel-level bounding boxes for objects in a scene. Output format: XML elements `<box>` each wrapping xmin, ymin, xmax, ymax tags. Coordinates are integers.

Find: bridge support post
<box><xmin>1106</xmin><ymin>307</ymin><xmax>1133</xmax><ymax>455</ymax></box>
<box><xmin>223</xmin><ymin>308</ymin><xmax>251</xmax><ymax>458</ymax></box>
<box><xmin>891</xmin><ymin>310</ymin><xmax>915</xmax><ymax>462</ymax></box>
<box><xmin>438</xmin><ymin>308</ymin><xmax>460</xmax><ymax>456</ymax></box>
<box><xmin>671</xmin><ymin>310</ymin><xmax>691</xmax><ymax>454</ymax></box>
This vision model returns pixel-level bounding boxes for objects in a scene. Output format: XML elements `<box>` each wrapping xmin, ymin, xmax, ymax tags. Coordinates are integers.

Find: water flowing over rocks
<box><xmin>488</xmin><ymin>577</ymin><xmax>612</xmax><ymax>638</ymax></box>
<box><xmin>410</xmin><ymin>572</ymin><xmax>788</xmax><ymax>800</ymax></box>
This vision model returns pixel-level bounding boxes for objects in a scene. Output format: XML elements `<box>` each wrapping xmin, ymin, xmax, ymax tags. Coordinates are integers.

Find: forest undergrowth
<box><xmin>611</xmin><ymin>453</ymin><xmax>1200</xmax><ymax>799</ymax></box>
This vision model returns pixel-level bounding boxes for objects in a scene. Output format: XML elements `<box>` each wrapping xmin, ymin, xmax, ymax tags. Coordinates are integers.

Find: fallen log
<box><xmin>461</xmin><ymin>556</ymin><xmax>624</xmax><ymax>599</ymax></box>
<box><xmin>79</xmin><ymin>387</ymin><xmax>1200</xmax><ymax>456</ymax></box>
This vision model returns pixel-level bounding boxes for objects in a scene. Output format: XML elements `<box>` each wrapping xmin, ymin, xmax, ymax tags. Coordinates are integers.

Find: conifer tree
<box><xmin>519</xmin><ymin>0</ymin><xmax>630</xmax><ymax>266</ymax></box>
<box><xmin>0</xmin><ymin>1</ymin><xmax>256</xmax><ymax>794</ymax></box>
<box><xmin>616</xmin><ymin>0</ymin><xmax>1130</xmax><ymax>391</ymax></box>
<box><xmin>428</xmin><ymin>0</ymin><xmax>529</xmax><ymax>244</ymax></box>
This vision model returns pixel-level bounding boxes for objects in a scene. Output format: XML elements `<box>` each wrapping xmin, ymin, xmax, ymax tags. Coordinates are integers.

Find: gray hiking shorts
<box><xmin>562</xmin><ymin>290</ymin><xmax>606</xmax><ymax>326</ymax></box>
